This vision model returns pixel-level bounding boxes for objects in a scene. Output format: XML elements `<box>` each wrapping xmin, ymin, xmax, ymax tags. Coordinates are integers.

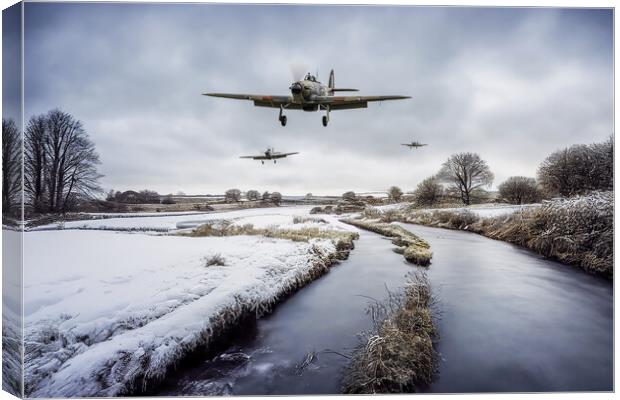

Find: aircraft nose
<box><xmin>290</xmin><ymin>82</ymin><xmax>302</xmax><ymax>95</ymax></box>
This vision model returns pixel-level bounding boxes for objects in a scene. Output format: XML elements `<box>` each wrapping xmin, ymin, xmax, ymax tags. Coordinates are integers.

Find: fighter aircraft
<box><xmin>204</xmin><ymin>69</ymin><xmax>410</xmax><ymax>127</ymax></box>
<box><xmin>401</xmin><ymin>141</ymin><xmax>428</xmax><ymax>149</ymax></box>
<box><xmin>239</xmin><ymin>148</ymin><xmax>299</xmax><ymax>164</ymax></box>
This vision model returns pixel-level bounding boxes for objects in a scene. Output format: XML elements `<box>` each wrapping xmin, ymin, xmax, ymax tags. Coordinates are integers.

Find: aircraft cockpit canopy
<box><xmin>304</xmin><ymin>73</ymin><xmax>317</xmax><ymax>82</ymax></box>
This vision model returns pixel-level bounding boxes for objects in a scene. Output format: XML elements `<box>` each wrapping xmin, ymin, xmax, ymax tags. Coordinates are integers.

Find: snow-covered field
<box><xmin>22</xmin><ymin>207</ymin><xmax>358</xmax><ymax>397</ymax></box>
<box><xmin>32</xmin><ymin>206</ymin><xmax>324</xmax><ymax>232</ymax></box>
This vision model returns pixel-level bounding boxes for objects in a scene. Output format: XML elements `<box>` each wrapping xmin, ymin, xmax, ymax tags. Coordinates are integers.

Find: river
<box><xmin>155</xmin><ymin>224</ymin><xmax>613</xmax><ymax>394</ymax></box>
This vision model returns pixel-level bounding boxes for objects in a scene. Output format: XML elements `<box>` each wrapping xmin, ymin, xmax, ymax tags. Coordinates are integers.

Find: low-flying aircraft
<box><xmin>239</xmin><ymin>148</ymin><xmax>299</xmax><ymax>164</ymax></box>
<box><xmin>204</xmin><ymin>69</ymin><xmax>410</xmax><ymax>127</ymax></box>
<box><xmin>401</xmin><ymin>141</ymin><xmax>428</xmax><ymax>149</ymax></box>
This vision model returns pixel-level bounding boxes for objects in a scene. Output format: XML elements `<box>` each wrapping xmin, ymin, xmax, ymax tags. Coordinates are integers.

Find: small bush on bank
<box><xmin>379</xmin><ymin>209</ymin><xmax>400</xmax><ymax>223</ymax></box>
<box><xmin>203</xmin><ymin>254</ymin><xmax>226</xmax><ymax>267</ymax></box>
<box><xmin>361</xmin><ymin>207</ymin><xmax>382</xmax><ymax>219</ymax></box>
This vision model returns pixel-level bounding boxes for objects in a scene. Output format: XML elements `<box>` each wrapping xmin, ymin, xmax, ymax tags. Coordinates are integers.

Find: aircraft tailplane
<box><xmin>328</xmin><ymin>69</ymin><xmax>358</xmax><ymax>92</ymax></box>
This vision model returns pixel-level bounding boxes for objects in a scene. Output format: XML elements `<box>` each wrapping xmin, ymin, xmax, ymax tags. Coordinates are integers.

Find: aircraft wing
<box><xmin>204</xmin><ymin>93</ymin><xmax>293</xmax><ymax>108</ymax></box>
<box><xmin>314</xmin><ymin>95</ymin><xmax>411</xmax><ymax>110</ymax></box>
<box><xmin>239</xmin><ymin>155</ymin><xmax>268</xmax><ymax>160</ymax></box>
<box><xmin>271</xmin><ymin>152</ymin><xmax>299</xmax><ymax>159</ymax></box>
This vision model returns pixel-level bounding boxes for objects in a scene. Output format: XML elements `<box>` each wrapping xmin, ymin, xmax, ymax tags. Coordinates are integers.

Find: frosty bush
<box><xmin>537</xmin><ymin>136</ymin><xmax>613</xmax><ymax>196</ymax></box>
<box><xmin>498</xmin><ymin>176</ymin><xmax>542</xmax><ymax>204</ymax></box>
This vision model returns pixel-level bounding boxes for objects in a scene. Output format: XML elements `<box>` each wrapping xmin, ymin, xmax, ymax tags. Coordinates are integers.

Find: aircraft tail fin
<box><xmin>328</xmin><ymin>69</ymin><xmax>335</xmax><ymax>90</ymax></box>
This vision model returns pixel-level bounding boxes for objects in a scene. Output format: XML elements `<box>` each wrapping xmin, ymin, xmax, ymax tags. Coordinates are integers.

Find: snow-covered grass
<box><xmin>408</xmin><ymin>203</ymin><xmax>540</xmax><ymax>218</ymax></box>
<box><xmin>342</xmin><ymin>219</ymin><xmax>432</xmax><ymax>266</ymax></box>
<box><xmin>3</xmin><ymin>229</ymin><xmax>23</xmax><ymax>397</ymax></box>
<box><xmin>22</xmin><ymin>207</ymin><xmax>359</xmax><ymax>397</ymax></box>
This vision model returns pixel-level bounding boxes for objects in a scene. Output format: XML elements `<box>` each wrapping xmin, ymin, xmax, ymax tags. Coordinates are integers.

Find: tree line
<box><xmin>2</xmin><ymin>110</ymin><xmax>103</xmax><ymax>215</ymax></box>
<box><xmin>409</xmin><ymin>136</ymin><xmax>613</xmax><ymax>206</ymax></box>
<box><xmin>225</xmin><ymin>188</ymin><xmax>282</xmax><ymax>206</ymax></box>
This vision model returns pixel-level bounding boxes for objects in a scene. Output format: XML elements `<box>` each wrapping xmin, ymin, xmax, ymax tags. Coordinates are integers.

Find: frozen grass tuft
<box><xmin>2</xmin><ymin>313</ymin><xmax>22</xmax><ymax>396</ymax></box>
<box><xmin>343</xmin><ymin>272</ymin><xmax>435</xmax><ymax>393</ymax></box>
<box><xmin>341</xmin><ymin>219</ymin><xmax>431</xmax><ymax>266</ymax></box>
<box><xmin>183</xmin><ymin>220</ymin><xmax>257</xmax><ymax>237</ymax></box>
<box><xmin>292</xmin><ymin>215</ymin><xmax>327</xmax><ymax>224</ymax></box>
<box><xmin>203</xmin><ymin>254</ymin><xmax>226</xmax><ymax>267</ymax></box>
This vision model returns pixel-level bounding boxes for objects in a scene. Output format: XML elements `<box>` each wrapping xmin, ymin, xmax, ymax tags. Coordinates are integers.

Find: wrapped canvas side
<box><xmin>2</xmin><ymin>2</ymin><xmax>24</xmax><ymax>398</ymax></box>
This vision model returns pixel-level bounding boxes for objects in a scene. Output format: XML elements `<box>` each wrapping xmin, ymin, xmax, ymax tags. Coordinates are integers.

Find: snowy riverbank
<box><xmin>23</xmin><ymin>207</ymin><xmax>359</xmax><ymax>397</ymax></box>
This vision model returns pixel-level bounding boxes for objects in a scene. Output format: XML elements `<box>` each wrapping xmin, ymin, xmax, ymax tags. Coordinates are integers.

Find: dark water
<box><xmin>155</xmin><ymin>231</ymin><xmax>414</xmax><ymax>395</ymax></box>
<box><xmin>399</xmin><ymin>224</ymin><xmax>613</xmax><ymax>393</ymax></box>
<box><xmin>156</xmin><ymin>225</ymin><xmax>613</xmax><ymax>395</ymax></box>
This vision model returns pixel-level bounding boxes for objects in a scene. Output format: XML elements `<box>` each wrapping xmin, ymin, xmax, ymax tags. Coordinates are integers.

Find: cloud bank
<box><xmin>23</xmin><ymin>4</ymin><xmax>613</xmax><ymax>195</ymax></box>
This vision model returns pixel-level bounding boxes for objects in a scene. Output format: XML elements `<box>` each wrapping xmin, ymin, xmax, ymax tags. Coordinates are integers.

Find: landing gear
<box><xmin>279</xmin><ymin>105</ymin><xmax>287</xmax><ymax>126</ymax></box>
<box><xmin>322</xmin><ymin>106</ymin><xmax>330</xmax><ymax>127</ymax></box>
<box><xmin>261</xmin><ymin>161</ymin><xmax>264</xmax><ymax>165</ymax></box>
<box><xmin>274</xmin><ymin>160</ymin><xmax>277</xmax><ymax>164</ymax></box>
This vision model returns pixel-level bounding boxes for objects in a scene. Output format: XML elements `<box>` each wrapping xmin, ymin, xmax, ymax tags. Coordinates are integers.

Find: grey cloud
<box><xmin>22</xmin><ymin>4</ymin><xmax>613</xmax><ymax>195</ymax></box>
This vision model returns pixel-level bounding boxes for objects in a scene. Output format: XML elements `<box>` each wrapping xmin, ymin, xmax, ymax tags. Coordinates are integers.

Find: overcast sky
<box><xmin>17</xmin><ymin>4</ymin><xmax>613</xmax><ymax>195</ymax></box>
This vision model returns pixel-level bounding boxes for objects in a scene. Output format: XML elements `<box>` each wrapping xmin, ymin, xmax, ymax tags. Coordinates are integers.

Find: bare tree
<box><xmin>498</xmin><ymin>176</ymin><xmax>541</xmax><ymax>204</ymax></box>
<box><xmin>538</xmin><ymin>137</ymin><xmax>613</xmax><ymax>197</ymax></box>
<box><xmin>270</xmin><ymin>192</ymin><xmax>282</xmax><ymax>206</ymax></box>
<box><xmin>413</xmin><ymin>176</ymin><xmax>443</xmax><ymax>206</ymax></box>
<box><xmin>24</xmin><ymin>115</ymin><xmax>48</xmax><ymax>212</ymax></box>
<box><xmin>387</xmin><ymin>186</ymin><xmax>403</xmax><ymax>203</ymax></box>
<box><xmin>246</xmin><ymin>190</ymin><xmax>260</xmax><ymax>201</ymax></box>
<box><xmin>437</xmin><ymin>152</ymin><xmax>494</xmax><ymax>205</ymax></box>
<box><xmin>24</xmin><ymin>110</ymin><xmax>102</xmax><ymax>213</ymax></box>
<box><xmin>225</xmin><ymin>188</ymin><xmax>241</xmax><ymax>203</ymax></box>
<box><xmin>2</xmin><ymin>119</ymin><xmax>21</xmax><ymax>214</ymax></box>
<box><xmin>261</xmin><ymin>191</ymin><xmax>270</xmax><ymax>202</ymax></box>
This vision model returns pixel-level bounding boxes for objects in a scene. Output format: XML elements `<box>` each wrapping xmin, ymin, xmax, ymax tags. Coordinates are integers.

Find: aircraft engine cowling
<box><xmin>290</xmin><ymin>82</ymin><xmax>303</xmax><ymax>95</ymax></box>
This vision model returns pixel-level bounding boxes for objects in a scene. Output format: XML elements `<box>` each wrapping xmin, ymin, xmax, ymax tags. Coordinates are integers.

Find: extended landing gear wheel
<box><xmin>322</xmin><ymin>116</ymin><xmax>328</xmax><ymax>127</ymax></box>
<box><xmin>280</xmin><ymin>115</ymin><xmax>287</xmax><ymax>126</ymax></box>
